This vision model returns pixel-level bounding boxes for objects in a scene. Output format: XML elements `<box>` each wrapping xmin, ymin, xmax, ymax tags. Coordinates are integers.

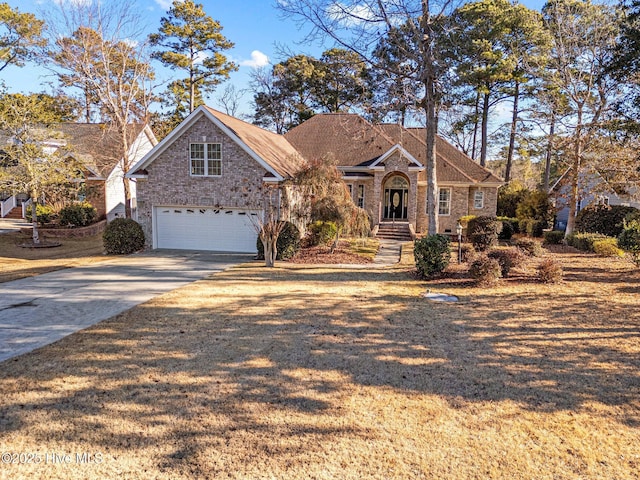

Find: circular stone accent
<box><xmin>423</xmin><ymin>292</ymin><xmax>459</xmax><ymax>302</ymax></box>
<box><xmin>19</xmin><ymin>241</ymin><xmax>62</xmax><ymax>248</ymax></box>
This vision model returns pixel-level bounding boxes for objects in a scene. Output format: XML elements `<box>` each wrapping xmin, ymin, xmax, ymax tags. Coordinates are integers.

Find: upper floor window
<box><xmin>473</xmin><ymin>191</ymin><xmax>484</xmax><ymax>209</ymax></box>
<box><xmin>438</xmin><ymin>187</ymin><xmax>451</xmax><ymax>216</ymax></box>
<box><xmin>357</xmin><ymin>185</ymin><xmax>365</xmax><ymax>208</ymax></box>
<box><xmin>190</xmin><ymin>143</ymin><xmax>221</xmax><ymax>176</ymax></box>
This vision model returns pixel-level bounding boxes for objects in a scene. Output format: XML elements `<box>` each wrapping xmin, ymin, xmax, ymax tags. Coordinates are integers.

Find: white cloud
<box><xmin>155</xmin><ymin>0</ymin><xmax>183</xmax><ymax>10</ymax></box>
<box><xmin>326</xmin><ymin>2</ymin><xmax>378</xmax><ymax>27</ymax></box>
<box><xmin>240</xmin><ymin>50</ymin><xmax>270</xmax><ymax>69</ymax></box>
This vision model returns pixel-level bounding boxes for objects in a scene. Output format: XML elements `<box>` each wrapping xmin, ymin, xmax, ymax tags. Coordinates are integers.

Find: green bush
<box><xmin>469</xmin><ymin>255</ymin><xmax>502</xmax><ymax>286</ymax></box>
<box><xmin>467</xmin><ymin>216</ymin><xmax>501</xmax><ymax>251</ymax></box>
<box><xmin>487</xmin><ymin>247</ymin><xmax>525</xmax><ymax>277</ymax></box>
<box><xmin>497</xmin><ymin>184</ymin><xmax>530</xmax><ymax>218</ymax></box>
<box><xmin>543</xmin><ymin>230</ymin><xmax>565</xmax><ymax>245</ymax></box>
<box><xmin>575</xmin><ymin>204</ymin><xmax>639</xmax><ymax>237</ymax></box>
<box><xmin>515</xmin><ymin>190</ymin><xmax>554</xmax><ymax>226</ymax></box>
<box><xmin>414</xmin><ymin>234</ymin><xmax>451</xmax><ymax>278</ymax></box>
<box><xmin>593</xmin><ymin>238</ymin><xmax>624</xmax><ymax>257</ymax></box>
<box><xmin>103</xmin><ymin>218</ymin><xmax>145</xmax><ymax>254</ymax></box>
<box><xmin>25</xmin><ymin>204</ymin><xmax>55</xmax><ymax>226</ymax></box>
<box><xmin>566</xmin><ymin>232</ymin><xmax>610</xmax><ymax>252</ymax></box>
<box><xmin>514</xmin><ymin>237</ymin><xmax>543</xmax><ymax>257</ymax></box>
<box><xmin>497</xmin><ymin>216</ymin><xmax>518</xmax><ymax>239</ymax></box>
<box><xmin>618</xmin><ymin>220</ymin><xmax>640</xmax><ymax>266</ymax></box>
<box><xmin>59</xmin><ymin>202</ymin><xmax>97</xmax><ymax>227</ymax></box>
<box><xmin>538</xmin><ymin>258</ymin><xmax>563</xmax><ymax>283</ymax></box>
<box><xmin>518</xmin><ymin>218</ymin><xmax>547</xmax><ymax>237</ymax></box>
<box><xmin>257</xmin><ymin>221</ymin><xmax>301</xmax><ymax>260</ymax></box>
<box><xmin>308</xmin><ymin>221</ymin><xmax>338</xmax><ymax>246</ymax></box>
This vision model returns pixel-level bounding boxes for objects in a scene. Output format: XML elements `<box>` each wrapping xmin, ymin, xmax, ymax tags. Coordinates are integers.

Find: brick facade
<box><xmin>136</xmin><ymin>116</ymin><xmax>269</xmax><ymax>246</ymax></box>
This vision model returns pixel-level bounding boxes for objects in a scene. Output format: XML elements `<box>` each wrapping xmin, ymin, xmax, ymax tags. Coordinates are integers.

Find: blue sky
<box><xmin>2</xmin><ymin>0</ymin><xmax>547</xmax><ymax>119</ymax></box>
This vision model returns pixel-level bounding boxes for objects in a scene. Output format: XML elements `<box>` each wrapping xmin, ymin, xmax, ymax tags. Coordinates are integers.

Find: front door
<box><xmin>384</xmin><ymin>188</ymin><xmax>408</xmax><ymax>220</ymax></box>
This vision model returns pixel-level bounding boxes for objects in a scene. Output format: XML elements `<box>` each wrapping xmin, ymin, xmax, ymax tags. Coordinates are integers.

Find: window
<box><xmin>347</xmin><ymin>184</ymin><xmax>353</xmax><ymax>198</ymax></box>
<box><xmin>473</xmin><ymin>191</ymin><xmax>484</xmax><ymax>209</ymax></box>
<box><xmin>190</xmin><ymin>143</ymin><xmax>221</xmax><ymax>176</ymax></box>
<box><xmin>357</xmin><ymin>185</ymin><xmax>365</xmax><ymax>208</ymax></box>
<box><xmin>438</xmin><ymin>187</ymin><xmax>451</xmax><ymax>216</ymax></box>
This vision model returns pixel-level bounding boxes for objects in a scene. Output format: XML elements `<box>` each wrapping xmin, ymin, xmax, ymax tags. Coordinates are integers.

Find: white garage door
<box><xmin>155</xmin><ymin>206</ymin><xmax>260</xmax><ymax>252</ymax></box>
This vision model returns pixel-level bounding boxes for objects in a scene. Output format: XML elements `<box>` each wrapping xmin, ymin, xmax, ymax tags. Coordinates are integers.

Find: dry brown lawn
<box><xmin>0</xmin><ymin>246</ymin><xmax>638</xmax><ymax>479</ymax></box>
<box><xmin>0</xmin><ymin>232</ymin><xmax>112</xmax><ymax>283</ymax></box>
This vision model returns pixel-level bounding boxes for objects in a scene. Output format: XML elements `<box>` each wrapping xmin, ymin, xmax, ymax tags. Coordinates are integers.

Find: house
<box><xmin>127</xmin><ymin>106</ymin><xmax>502</xmax><ymax>253</ymax></box>
<box><xmin>285</xmin><ymin>114</ymin><xmax>503</xmax><ymax>236</ymax></box>
<box><xmin>0</xmin><ymin>123</ymin><xmax>157</xmax><ymax>221</ymax></box>
<box><xmin>550</xmin><ymin>167</ymin><xmax>640</xmax><ymax>230</ymax></box>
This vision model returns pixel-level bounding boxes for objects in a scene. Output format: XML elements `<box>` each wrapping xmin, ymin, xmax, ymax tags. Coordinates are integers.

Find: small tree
<box><xmin>294</xmin><ymin>157</ymin><xmax>370</xmax><ymax>252</ymax></box>
<box><xmin>0</xmin><ymin>93</ymin><xmax>82</xmax><ymax>245</ymax></box>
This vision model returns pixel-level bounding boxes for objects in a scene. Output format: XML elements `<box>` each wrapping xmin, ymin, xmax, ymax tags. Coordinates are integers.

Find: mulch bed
<box><xmin>287</xmin><ymin>241</ymin><xmax>373</xmax><ymax>264</ymax></box>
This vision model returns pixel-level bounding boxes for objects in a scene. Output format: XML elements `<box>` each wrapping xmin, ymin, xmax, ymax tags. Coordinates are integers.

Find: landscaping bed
<box><xmin>0</xmin><ymin>232</ymin><xmax>112</xmax><ymax>283</ymax></box>
<box><xmin>0</xmin><ymin>247</ymin><xmax>637</xmax><ymax>479</ymax></box>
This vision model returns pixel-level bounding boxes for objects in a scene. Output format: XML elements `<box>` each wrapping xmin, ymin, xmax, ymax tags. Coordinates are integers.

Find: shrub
<box><xmin>469</xmin><ymin>255</ymin><xmax>502</xmax><ymax>286</ymax></box>
<box><xmin>307</xmin><ymin>221</ymin><xmax>338</xmax><ymax>246</ymax></box>
<box><xmin>515</xmin><ymin>190</ymin><xmax>554</xmax><ymax>226</ymax></box>
<box><xmin>575</xmin><ymin>204</ymin><xmax>639</xmax><ymax>237</ymax></box>
<box><xmin>256</xmin><ymin>221</ymin><xmax>301</xmax><ymax>260</ymax></box>
<box><xmin>467</xmin><ymin>216</ymin><xmax>501</xmax><ymax>251</ymax></box>
<box><xmin>25</xmin><ymin>204</ymin><xmax>55</xmax><ymax>226</ymax></box>
<box><xmin>514</xmin><ymin>237</ymin><xmax>543</xmax><ymax>257</ymax></box>
<box><xmin>487</xmin><ymin>247</ymin><xmax>525</xmax><ymax>277</ymax></box>
<box><xmin>103</xmin><ymin>218</ymin><xmax>145</xmax><ymax>254</ymax></box>
<box><xmin>497</xmin><ymin>183</ymin><xmax>530</xmax><ymax>218</ymax></box>
<box><xmin>458</xmin><ymin>215</ymin><xmax>476</xmax><ymax>228</ymax></box>
<box><xmin>592</xmin><ymin>238</ymin><xmax>624</xmax><ymax>257</ymax></box>
<box><xmin>543</xmin><ymin>230</ymin><xmax>565</xmax><ymax>245</ymax></box>
<box><xmin>414</xmin><ymin>234</ymin><xmax>451</xmax><ymax>278</ymax></box>
<box><xmin>618</xmin><ymin>220</ymin><xmax>640</xmax><ymax>266</ymax></box>
<box><xmin>566</xmin><ymin>232</ymin><xmax>610</xmax><ymax>252</ymax></box>
<box><xmin>460</xmin><ymin>244</ymin><xmax>476</xmax><ymax>263</ymax></box>
<box><xmin>498</xmin><ymin>217</ymin><xmax>516</xmax><ymax>240</ymax></box>
<box><xmin>59</xmin><ymin>202</ymin><xmax>97</xmax><ymax>227</ymax></box>
<box><xmin>538</xmin><ymin>258</ymin><xmax>563</xmax><ymax>283</ymax></box>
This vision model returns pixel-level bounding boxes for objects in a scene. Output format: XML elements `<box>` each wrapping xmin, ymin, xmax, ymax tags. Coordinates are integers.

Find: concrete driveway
<box><xmin>0</xmin><ymin>250</ymin><xmax>252</xmax><ymax>362</ymax></box>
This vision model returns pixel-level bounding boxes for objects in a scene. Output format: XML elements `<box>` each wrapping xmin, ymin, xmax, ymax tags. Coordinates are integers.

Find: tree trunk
<box><xmin>471</xmin><ymin>90</ymin><xmax>480</xmax><ymax>161</ymax></box>
<box><xmin>565</xmin><ymin>112</ymin><xmax>583</xmax><ymax>237</ymax></box>
<box><xmin>480</xmin><ymin>90</ymin><xmax>490</xmax><ymax>167</ymax></box>
<box><xmin>505</xmin><ymin>81</ymin><xmax>520</xmax><ymax>183</ymax></box>
<box><xmin>121</xmin><ymin>128</ymin><xmax>132</xmax><ymax>219</ymax></box>
<box><xmin>31</xmin><ymin>197</ymin><xmax>40</xmax><ymax>245</ymax></box>
<box><xmin>422</xmin><ymin>0</ymin><xmax>439</xmax><ymax>236</ymax></box>
<box><xmin>264</xmin><ymin>237</ymin><xmax>277</xmax><ymax>267</ymax></box>
<box><xmin>543</xmin><ymin>113</ymin><xmax>555</xmax><ymax>192</ymax></box>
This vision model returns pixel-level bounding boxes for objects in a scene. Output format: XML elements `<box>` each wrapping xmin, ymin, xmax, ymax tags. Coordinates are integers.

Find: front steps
<box><xmin>2</xmin><ymin>207</ymin><xmax>24</xmax><ymax>220</ymax></box>
<box><xmin>376</xmin><ymin>222</ymin><xmax>413</xmax><ymax>241</ymax></box>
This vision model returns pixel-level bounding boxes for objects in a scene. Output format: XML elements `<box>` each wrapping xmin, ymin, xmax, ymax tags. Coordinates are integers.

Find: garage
<box><xmin>154</xmin><ymin>206</ymin><xmax>261</xmax><ymax>253</ymax></box>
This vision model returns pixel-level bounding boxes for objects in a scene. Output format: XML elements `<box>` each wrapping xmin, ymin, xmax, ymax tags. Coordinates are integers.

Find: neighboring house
<box><xmin>550</xmin><ymin>167</ymin><xmax>640</xmax><ymax>230</ymax></box>
<box><xmin>128</xmin><ymin>106</ymin><xmax>502</xmax><ymax>253</ymax></box>
<box><xmin>0</xmin><ymin>123</ymin><xmax>157</xmax><ymax>221</ymax></box>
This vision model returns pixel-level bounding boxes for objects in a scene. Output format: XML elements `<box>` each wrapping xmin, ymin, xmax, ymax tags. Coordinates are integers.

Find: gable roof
<box><xmin>56</xmin><ymin>123</ymin><xmax>153</xmax><ymax>178</ymax></box>
<box><xmin>203</xmin><ymin>107</ymin><xmax>304</xmax><ymax>178</ymax></box>
<box><xmin>285</xmin><ymin>114</ymin><xmax>503</xmax><ymax>185</ymax></box>
<box><xmin>0</xmin><ymin>123</ymin><xmax>154</xmax><ymax>178</ymax></box>
<box><xmin>129</xmin><ymin>106</ymin><xmax>304</xmax><ymax>180</ymax></box>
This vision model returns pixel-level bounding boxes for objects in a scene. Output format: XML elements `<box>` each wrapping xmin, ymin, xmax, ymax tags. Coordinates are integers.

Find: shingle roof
<box><xmin>284</xmin><ymin>113</ymin><xmax>395</xmax><ymax>167</ymax></box>
<box><xmin>285</xmin><ymin>114</ymin><xmax>502</xmax><ymax>184</ymax></box>
<box><xmin>0</xmin><ymin>123</ymin><xmax>150</xmax><ymax>178</ymax></box>
<box><xmin>55</xmin><ymin>123</ymin><xmax>149</xmax><ymax>178</ymax></box>
<box><xmin>204</xmin><ymin>107</ymin><xmax>304</xmax><ymax>178</ymax></box>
